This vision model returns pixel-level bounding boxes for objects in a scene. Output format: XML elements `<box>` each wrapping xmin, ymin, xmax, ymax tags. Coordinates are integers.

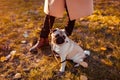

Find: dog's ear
<box><xmin>61</xmin><ymin>29</ymin><xmax>69</xmax><ymax>36</ymax></box>
<box><xmin>50</xmin><ymin>28</ymin><xmax>59</xmax><ymax>33</ymax></box>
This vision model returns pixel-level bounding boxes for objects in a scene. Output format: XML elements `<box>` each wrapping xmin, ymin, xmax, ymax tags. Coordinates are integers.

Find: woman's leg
<box><xmin>40</xmin><ymin>15</ymin><xmax>55</xmax><ymax>38</ymax></box>
<box><xmin>29</xmin><ymin>15</ymin><xmax>55</xmax><ymax>52</ymax></box>
<box><xmin>64</xmin><ymin>0</ymin><xmax>76</xmax><ymax>36</ymax></box>
<box><xmin>65</xmin><ymin>19</ymin><xmax>75</xmax><ymax>36</ymax></box>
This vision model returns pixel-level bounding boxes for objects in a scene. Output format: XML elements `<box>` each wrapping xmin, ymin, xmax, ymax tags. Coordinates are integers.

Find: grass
<box><xmin>0</xmin><ymin>0</ymin><xmax>120</xmax><ymax>80</ymax></box>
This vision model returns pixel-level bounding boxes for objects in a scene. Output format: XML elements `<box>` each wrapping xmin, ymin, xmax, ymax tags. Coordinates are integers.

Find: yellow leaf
<box><xmin>101</xmin><ymin>59</ymin><xmax>113</xmax><ymax>66</ymax></box>
<box><xmin>0</xmin><ymin>56</ymin><xmax>7</xmax><ymax>62</ymax></box>
<box><xmin>80</xmin><ymin>75</ymin><xmax>88</xmax><ymax>80</ymax></box>
<box><xmin>100</xmin><ymin>47</ymin><xmax>107</xmax><ymax>51</ymax></box>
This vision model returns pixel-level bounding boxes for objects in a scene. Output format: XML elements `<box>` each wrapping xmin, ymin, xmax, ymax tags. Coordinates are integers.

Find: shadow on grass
<box><xmin>68</xmin><ymin>50</ymin><xmax>120</xmax><ymax>80</ymax></box>
<box><xmin>48</xmin><ymin>50</ymin><xmax>120</xmax><ymax>80</ymax></box>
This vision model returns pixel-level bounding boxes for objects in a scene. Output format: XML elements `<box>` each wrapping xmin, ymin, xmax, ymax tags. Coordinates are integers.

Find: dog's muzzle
<box><xmin>55</xmin><ymin>36</ymin><xmax>65</xmax><ymax>44</ymax></box>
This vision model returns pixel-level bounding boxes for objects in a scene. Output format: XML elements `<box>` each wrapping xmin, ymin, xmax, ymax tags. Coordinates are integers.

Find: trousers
<box><xmin>40</xmin><ymin>1</ymin><xmax>76</xmax><ymax>38</ymax></box>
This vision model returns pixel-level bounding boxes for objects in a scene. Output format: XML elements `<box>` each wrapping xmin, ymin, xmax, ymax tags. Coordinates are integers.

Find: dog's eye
<box><xmin>55</xmin><ymin>34</ymin><xmax>59</xmax><ymax>37</ymax></box>
<box><xmin>63</xmin><ymin>35</ymin><xmax>66</xmax><ymax>39</ymax></box>
<box><xmin>53</xmin><ymin>29</ymin><xmax>57</xmax><ymax>33</ymax></box>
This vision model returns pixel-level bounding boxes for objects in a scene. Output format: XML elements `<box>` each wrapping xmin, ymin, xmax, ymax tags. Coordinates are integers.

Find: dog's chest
<box><xmin>52</xmin><ymin>43</ymin><xmax>69</xmax><ymax>54</ymax></box>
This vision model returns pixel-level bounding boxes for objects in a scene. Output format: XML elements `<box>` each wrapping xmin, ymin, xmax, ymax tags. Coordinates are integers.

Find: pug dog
<box><xmin>51</xmin><ymin>28</ymin><xmax>90</xmax><ymax>73</ymax></box>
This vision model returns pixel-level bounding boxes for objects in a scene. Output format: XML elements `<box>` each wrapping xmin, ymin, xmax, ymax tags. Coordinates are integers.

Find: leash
<box><xmin>48</xmin><ymin>2</ymin><xmax>61</xmax><ymax>65</ymax></box>
<box><xmin>52</xmin><ymin>50</ymin><xmax>69</xmax><ymax>71</ymax></box>
<box><xmin>52</xmin><ymin>51</ymin><xmax>59</xmax><ymax>63</ymax></box>
<box><xmin>52</xmin><ymin>50</ymin><xmax>67</xmax><ymax>64</ymax></box>
<box><xmin>48</xmin><ymin>0</ymin><xmax>68</xmax><ymax>68</ymax></box>
<box><xmin>45</xmin><ymin>51</ymin><xmax>66</xmax><ymax>72</ymax></box>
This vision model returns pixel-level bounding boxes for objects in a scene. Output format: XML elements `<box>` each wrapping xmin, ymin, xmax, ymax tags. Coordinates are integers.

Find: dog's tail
<box><xmin>84</xmin><ymin>50</ymin><xmax>90</xmax><ymax>56</ymax></box>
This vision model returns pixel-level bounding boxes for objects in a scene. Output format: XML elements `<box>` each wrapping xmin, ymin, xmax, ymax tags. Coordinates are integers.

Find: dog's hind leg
<box><xmin>80</xmin><ymin>61</ymin><xmax>88</xmax><ymax>68</ymax></box>
<box><xmin>74</xmin><ymin>59</ymin><xmax>88</xmax><ymax>68</ymax></box>
<box><xmin>74</xmin><ymin>59</ymin><xmax>83</xmax><ymax>67</ymax></box>
<box><xmin>74</xmin><ymin>63</ymin><xmax>80</xmax><ymax>67</ymax></box>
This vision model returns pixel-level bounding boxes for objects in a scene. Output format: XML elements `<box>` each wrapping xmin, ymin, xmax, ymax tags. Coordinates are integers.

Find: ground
<box><xmin>0</xmin><ymin>0</ymin><xmax>120</xmax><ymax>80</ymax></box>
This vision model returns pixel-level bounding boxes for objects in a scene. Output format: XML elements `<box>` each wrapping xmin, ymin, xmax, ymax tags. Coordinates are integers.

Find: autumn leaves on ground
<box><xmin>0</xmin><ymin>0</ymin><xmax>120</xmax><ymax>80</ymax></box>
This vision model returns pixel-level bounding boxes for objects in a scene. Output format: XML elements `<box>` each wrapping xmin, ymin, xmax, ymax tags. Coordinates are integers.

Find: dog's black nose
<box><xmin>56</xmin><ymin>37</ymin><xmax>65</xmax><ymax>44</ymax></box>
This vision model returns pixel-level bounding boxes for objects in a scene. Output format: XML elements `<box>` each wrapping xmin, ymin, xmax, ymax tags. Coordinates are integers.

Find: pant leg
<box><xmin>40</xmin><ymin>15</ymin><xmax>55</xmax><ymax>38</ymax></box>
<box><xmin>64</xmin><ymin>0</ymin><xmax>76</xmax><ymax>36</ymax></box>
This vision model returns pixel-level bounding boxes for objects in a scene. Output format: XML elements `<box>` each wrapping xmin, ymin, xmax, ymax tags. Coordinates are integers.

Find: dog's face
<box><xmin>51</xmin><ymin>28</ymin><xmax>68</xmax><ymax>44</ymax></box>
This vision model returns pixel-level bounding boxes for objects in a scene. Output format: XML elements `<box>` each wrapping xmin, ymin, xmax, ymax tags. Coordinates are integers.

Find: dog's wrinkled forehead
<box><xmin>52</xmin><ymin>28</ymin><xmax>65</xmax><ymax>36</ymax></box>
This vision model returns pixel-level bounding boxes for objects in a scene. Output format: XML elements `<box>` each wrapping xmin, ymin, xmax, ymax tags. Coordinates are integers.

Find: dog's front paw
<box><xmin>80</xmin><ymin>62</ymin><xmax>88</xmax><ymax>68</ymax></box>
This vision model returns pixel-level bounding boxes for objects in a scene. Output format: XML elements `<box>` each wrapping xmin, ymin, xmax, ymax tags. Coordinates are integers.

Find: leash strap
<box><xmin>52</xmin><ymin>50</ymin><xmax>67</xmax><ymax>64</ymax></box>
<box><xmin>60</xmin><ymin>59</ymin><xmax>66</xmax><ymax>63</ymax></box>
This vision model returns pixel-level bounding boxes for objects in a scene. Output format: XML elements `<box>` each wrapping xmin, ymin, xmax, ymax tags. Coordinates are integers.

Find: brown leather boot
<box><xmin>44</xmin><ymin>38</ymin><xmax>49</xmax><ymax>45</ymax></box>
<box><xmin>29</xmin><ymin>38</ymin><xmax>49</xmax><ymax>52</ymax></box>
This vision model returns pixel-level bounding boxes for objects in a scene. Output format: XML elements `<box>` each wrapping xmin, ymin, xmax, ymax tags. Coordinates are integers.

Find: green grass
<box><xmin>0</xmin><ymin>0</ymin><xmax>120</xmax><ymax>80</ymax></box>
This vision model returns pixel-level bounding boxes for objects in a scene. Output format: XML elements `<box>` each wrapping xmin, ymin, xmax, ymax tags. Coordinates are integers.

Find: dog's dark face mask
<box><xmin>52</xmin><ymin>28</ymin><xmax>66</xmax><ymax>44</ymax></box>
<box><xmin>55</xmin><ymin>34</ymin><xmax>66</xmax><ymax>44</ymax></box>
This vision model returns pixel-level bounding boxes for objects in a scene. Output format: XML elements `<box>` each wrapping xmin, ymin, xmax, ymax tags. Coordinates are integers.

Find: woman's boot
<box><xmin>29</xmin><ymin>38</ymin><xmax>49</xmax><ymax>52</ymax></box>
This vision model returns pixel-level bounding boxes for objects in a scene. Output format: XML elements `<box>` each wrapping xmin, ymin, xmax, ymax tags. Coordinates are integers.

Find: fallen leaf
<box><xmin>80</xmin><ymin>75</ymin><xmax>88</xmax><ymax>80</ymax></box>
<box><xmin>14</xmin><ymin>73</ymin><xmax>22</xmax><ymax>79</ymax></box>
<box><xmin>100</xmin><ymin>47</ymin><xmax>107</xmax><ymax>51</ymax></box>
<box><xmin>0</xmin><ymin>56</ymin><xmax>7</xmax><ymax>62</ymax></box>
